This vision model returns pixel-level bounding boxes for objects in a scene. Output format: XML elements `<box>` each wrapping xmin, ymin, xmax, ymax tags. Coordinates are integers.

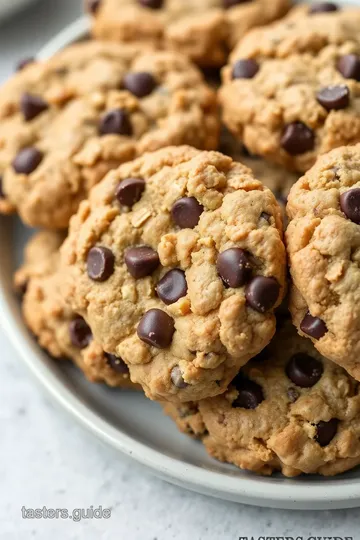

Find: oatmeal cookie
<box><xmin>61</xmin><ymin>146</ymin><xmax>286</xmax><ymax>402</ymax></box>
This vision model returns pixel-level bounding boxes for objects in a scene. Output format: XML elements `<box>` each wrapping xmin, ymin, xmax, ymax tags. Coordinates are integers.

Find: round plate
<box><xmin>2</xmin><ymin>10</ymin><xmax>360</xmax><ymax>511</ymax></box>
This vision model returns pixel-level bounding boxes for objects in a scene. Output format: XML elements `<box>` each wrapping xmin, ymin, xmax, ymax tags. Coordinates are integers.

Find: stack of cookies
<box><xmin>4</xmin><ymin>0</ymin><xmax>360</xmax><ymax>478</ymax></box>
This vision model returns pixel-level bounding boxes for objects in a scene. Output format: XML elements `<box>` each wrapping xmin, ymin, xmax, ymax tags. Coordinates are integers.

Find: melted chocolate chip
<box><xmin>340</xmin><ymin>188</ymin><xmax>360</xmax><ymax>224</ymax></box>
<box><xmin>309</xmin><ymin>2</ymin><xmax>339</xmax><ymax>13</ymax></box>
<box><xmin>87</xmin><ymin>246</ymin><xmax>115</xmax><ymax>282</ymax></box>
<box><xmin>171</xmin><ymin>366</ymin><xmax>188</xmax><ymax>388</ymax></box>
<box><xmin>217</xmin><ymin>248</ymin><xmax>252</xmax><ymax>288</ymax></box>
<box><xmin>12</xmin><ymin>147</ymin><xmax>43</xmax><ymax>174</ymax></box>
<box><xmin>316</xmin><ymin>85</ymin><xmax>350</xmax><ymax>111</ymax></box>
<box><xmin>99</xmin><ymin>108</ymin><xmax>132</xmax><ymax>136</ymax></box>
<box><xmin>123</xmin><ymin>72</ymin><xmax>156</xmax><ymax>98</ymax></box>
<box><xmin>300</xmin><ymin>312</ymin><xmax>328</xmax><ymax>340</ymax></box>
<box><xmin>157</xmin><ymin>269</ymin><xmax>187</xmax><ymax>305</ymax></box>
<box><xmin>286</xmin><ymin>353</ymin><xmax>323</xmax><ymax>388</ymax></box>
<box><xmin>125</xmin><ymin>246</ymin><xmax>160</xmax><ymax>278</ymax></box>
<box><xmin>116</xmin><ymin>177</ymin><xmax>145</xmax><ymax>208</ymax></box>
<box><xmin>337</xmin><ymin>54</ymin><xmax>360</xmax><ymax>81</ymax></box>
<box><xmin>232</xmin><ymin>375</ymin><xmax>264</xmax><ymax>409</ymax></box>
<box><xmin>281</xmin><ymin>122</ymin><xmax>315</xmax><ymax>155</ymax></box>
<box><xmin>232</xmin><ymin>59</ymin><xmax>259</xmax><ymax>79</ymax></box>
<box><xmin>315</xmin><ymin>418</ymin><xmax>338</xmax><ymax>446</ymax></box>
<box><xmin>171</xmin><ymin>197</ymin><xmax>203</xmax><ymax>229</ymax></box>
<box><xmin>105</xmin><ymin>353</ymin><xmax>129</xmax><ymax>374</ymax></box>
<box><xmin>137</xmin><ymin>308</ymin><xmax>175</xmax><ymax>348</ymax></box>
<box><xmin>69</xmin><ymin>317</ymin><xmax>92</xmax><ymax>349</ymax></box>
<box><xmin>245</xmin><ymin>276</ymin><xmax>280</xmax><ymax>313</ymax></box>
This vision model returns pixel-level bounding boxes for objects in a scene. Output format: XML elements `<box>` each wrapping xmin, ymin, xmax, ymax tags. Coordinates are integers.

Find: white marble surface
<box><xmin>1</xmin><ymin>1</ymin><xmax>360</xmax><ymax>538</ymax></box>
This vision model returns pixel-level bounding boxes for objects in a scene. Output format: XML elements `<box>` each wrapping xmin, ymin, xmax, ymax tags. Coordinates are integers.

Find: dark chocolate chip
<box><xmin>125</xmin><ymin>246</ymin><xmax>160</xmax><ymax>278</ymax></box>
<box><xmin>309</xmin><ymin>2</ymin><xmax>339</xmax><ymax>13</ymax></box>
<box><xmin>87</xmin><ymin>246</ymin><xmax>115</xmax><ymax>282</ymax></box>
<box><xmin>316</xmin><ymin>85</ymin><xmax>350</xmax><ymax>111</ymax></box>
<box><xmin>99</xmin><ymin>108</ymin><xmax>132</xmax><ymax>136</ymax></box>
<box><xmin>217</xmin><ymin>248</ymin><xmax>252</xmax><ymax>288</ymax></box>
<box><xmin>245</xmin><ymin>276</ymin><xmax>280</xmax><ymax>313</ymax></box>
<box><xmin>105</xmin><ymin>353</ymin><xmax>129</xmax><ymax>374</ymax></box>
<box><xmin>16</xmin><ymin>57</ymin><xmax>35</xmax><ymax>71</ymax></box>
<box><xmin>137</xmin><ymin>308</ymin><xmax>175</xmax><ymax>348</ymax></box>
<box><xmin>139</xmin><ymin>0</ymin><xmax>163</xmax><ymax>8</ymax></box>
<box><xmin>286</xmin><ymin>353</ymin><xmax>323</xmax><ymax>388</ymax></box>
<box><xmin>88</xmin><ymin>0</ymin><xmax>101</xmax><ymax>13</ymax></box>
<box><xmin>157</xmin><ymin>269</ymin><xmax>187</xmax><ymax>305</ymax></box>
<box><xmin>337</xmin><ymin>54</ymin><xmax>360</xmax><ymax>81</ymax></box>
<box><xmin>123</xmin><ymin>72</ymin><xmax>157</xmax><ymax>98</ymax></box>
<box><xmin>281</xmin><ymin>122</ymin><xmax>315</xmax><ymax>156</ymax></box>
<box><xmin>115</xmin><ymin>177</ymin><xmax>145</xmax><ymax>207</ymax></box>
<box><xmin>232</xmin><ymin>59</ymin><xmax>259</xmax><ymax>80</ymax></box>
<box><xmin>171</xmin><ymin>197</ymin><xmax>203</xmax><ymax>229</ymax></box>
<box><xmin>340</xmin><ymin>188</ymin><xmax>360</xmax><ymax>224</ymax></box>
<box><xmin>232</xmin><ymin>375</ymin><xmax>264</xmax><ymax>409</ymax></box>
<box><xmin>300</xmin><ymin>312</ymin><xmax>328</xmax><ymax>340</ymax></box>
<box><xmin>171</xmin><ymin>365</ymin><xmax>188</xmax><ymax>388</ymax></box>
<box><xmin>12</xmin><ymin>147</ymin><xmax>43</xmax><ymax>174</ymax></box>
<box><xmin>20</xmin><ymin>93</ymin><xmax>49</xmax><ymax>121</ymax></box>
<box><xmin>287</xmin><ymin>387</ymin><xmax>299</xmax><ymax>403</ymax></box>
<box><xmin>69</xmin><ymin>317</ymin><xmax>92</xmax><ymax>349</ymax></box>
<box><xmin>315</xmin><ymin>418</ymin><xmax>338</xmax><ymax>447</ymax></box>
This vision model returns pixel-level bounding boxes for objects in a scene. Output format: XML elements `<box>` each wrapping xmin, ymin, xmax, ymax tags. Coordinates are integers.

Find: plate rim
<box><xmin>2</xmin><ymin>12</ymin><xmax>360</xmax><ymax>511</ymax></box>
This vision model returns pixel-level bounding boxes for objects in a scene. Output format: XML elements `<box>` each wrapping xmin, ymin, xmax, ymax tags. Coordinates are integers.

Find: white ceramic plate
<box><xmin>0</xmin><ymin>0</ymin><xmax>38</xmax><ymax>22</ymax></box>
<box><xmin>2</xmin><ymin>8</ymin><xmax>360</xmax><ymax>511</ymax></box>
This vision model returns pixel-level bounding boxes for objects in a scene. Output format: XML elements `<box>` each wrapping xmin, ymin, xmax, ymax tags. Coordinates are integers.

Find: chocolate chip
<box><xmin>0</xmin><ymin>176</ymin><xmax>4</xmax><ymax>199</ymax></box>
<box><xmin>87</xmin><ymin>246</ymin><xmax>115</xmax><ymax>282</ymax></box>
<box><xmin>171</xmin><ymin>197</ymin><xmax>203</xmax><ymax>229</ymax></box>
<box><xmin>287</xmin><ymin>387</ymin><xmax>299</xmax><ymax>403</ymax></box>
<box><xmin>88</xmin><ymin>0</ymin><xmax>101</xmax><ymax>13</ymax></box>
<box><xmin>105</xmin><ymin>353</ymin><xmax>129</xmax><ymax>374</ymax></box>
<box><xmin>171</xmin><ymin>366</ymin><xmax>188</xmax><ymax>388</ymax></box>
<box><xmin>315</xmin><ymin>418</ymin><xmax>338</xmax><ymax>447</ymax></box>
<box><xmin>139</xmin><ymin>0</ymin><xmax>163</xmax><ymax>8</ymax></box>
<box><xmin>125</xmin><ymin>246</ymin><xmax>159</xmax><ymax>278</ymax></box>
<box><xmin>12</xmin><ymin>147</ymin><xmax>43</xmax><ymax>174</ymax></box>
<box><xmin>309</xmin><ymin>2</ymin><xmax>339</xmax><ymax>13</ymax></box>
<box><xmin>232</xmin><ymin>375</ymin><xmax>264</xmax><ymax>409</ymax></box>
<box><xmin>232</xmin><ymin>59</ymin><xmax>259</xmax><ymax>80</ymax></box>
<box><xmin>223</xmin><ymin>0</ymin><xmax>248</xmax><ymax>7</ymax></box>
<box><xmin>157</xmin><ymin>269</ymin><xmax>187</xmax><ymax>305</ymax></box>
<box><xmin>316</xmin><ymin>85</ymin><xmax>350</xmax><ymax>111</ymax></box>
<box><xmin>340</xmin><ymin>188</ymin><xmax>360</xmax><ymax>224</ymax></box>
<box><xmin>99</xmin><ymin>109</ymin><xmax>132</xmax><ymax>136</ymax></box>
<box><xmin>137</xmin><ymin>308</ymin><xmax>175</xmax><ymax>348</ymax></box>
<box><xmin>337</xmin><ymin>54</ymin><xmax>360</xmax><ymax>81</ymax></box>
<box><xmin>286</xmin><ymin>353</ymin><xmax>323</xmax><ymax>388</ymax></box>
<box><xmin>69</xmin><ymin>317</ymin><xmax>92</xmax><ymax>349</ymax></box>
<box><xmin>217</xmin><ymin>248</ymin><xmax>252</xmax><ymax>288</ymax></box>
<box><xmin>281</xmin><ymin>122</ymin><xmax>315</xmax><ymax>156</ymax></box>
<box><xmin>245</xmin><ymin>276</ymin><xmax>280</xmax><ymax>313</ymax></box>
<box><xmin>123</xmin><ymin>72</ymin><xmax>156</xmax><ymax>98</ymax></box>
<box><xmin>20</xmin><ymin>93</ymin><xmax>49</xmax><ymax>121</ymax></box>
<box><xmin>16</xmin><ymin>57</ymin><xmax>35</xmax><ymax>71</ymax></box>
<box><xmin>115</xmin><ymin>177</ymin><xmax>145</xmax><ymax>208</ymax></box>
<box><xmin>260</xmin><ymin>212</ymin><xmax>271</xmax><ymax>223</ymax></box>
<box><xmin>300</xmin><ymin>312</ymin><xmax>328</xmax><ymax>340</ymax></box>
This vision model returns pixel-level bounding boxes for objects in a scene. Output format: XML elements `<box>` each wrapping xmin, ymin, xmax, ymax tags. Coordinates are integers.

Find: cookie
<box><xmin>220</xmin><ymin>8</ymin><xmax>360</xmax><ymax>172</ymax></box>
<box><xmin>87</xmin><ymin>0</ymin><xmax>290</xmax><ymax>68</ymax></box>
<box><xmin>162</xmin><ymin>401</ymin><xmax>207</xmax><ymax>439</ymax></box>
<box><xmin>286</xmin><ymin>144</ymin><xmax>360</xmax><ymax>382</ymax></box>
<box><xmin>168</xmin><ymin>321</ymin><xmax>360</xmax><ymax>477</ymax></box>
<box><xmin>17</xmin><ymin>232</ymin><xmax>137</xmax><ymax>389</ymax></box>
<box><xmin>0</xmin><ymin>42</ymin><xmax>219</xmax><ymax>229</ymax></box>
<box><xmin>61</xmin><ymin>145</ymin><xmax>286</xmax><ymax>402</ymax></box>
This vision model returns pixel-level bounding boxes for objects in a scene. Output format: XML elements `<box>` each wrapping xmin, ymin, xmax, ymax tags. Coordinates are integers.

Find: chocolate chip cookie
<box><xmin>167</xmin><ymin>321</ymin><xmax>360</xmax><ymax>477</ymax></box>
<box><xmin>286</xmin><ymin>143</ymin><xmax>360</xmax><ymax>382</ymax></box>
<box><xmin>87</xmin><ymin>0</ymin><xmax>290</xmax><ymax>68</ymax></box>
<box><xmin>220</xmin><ymin>8</ymin><xmax>360</xmax><ymax>172</ymax></box>
<box><xmin>61</xmin><ymin>145</ymin><xmax>286</xmax><ymax>402</ymax></box>
<box><xmin>17</xmin><ymin>232</ymin><xmax>137</xmax><ymax>389</ymax></box>
<box><xmin>0</xmin><ymin>41</ymin><xmax>219</xmax><ymax>229</ymax></box>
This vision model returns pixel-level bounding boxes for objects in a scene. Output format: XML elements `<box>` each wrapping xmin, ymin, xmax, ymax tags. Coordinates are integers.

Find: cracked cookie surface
<box><xmin>0</xmin><ymin>41</ymin><xmax>219</xmax><ymax>228</ymax></box>
<box><xmin>61</xmin><ymin>145</ymin><xmax>286</xmax><ymax>403</ymax></box>
<box><xmin>87</xmin><ymin>0</ymin><xmax>290</xmax><ymax>67</ymax></box>
<box><xmin>220</xmin><ymin>8</ymin><xmax>360</xmax><ymax>172</ymax></box>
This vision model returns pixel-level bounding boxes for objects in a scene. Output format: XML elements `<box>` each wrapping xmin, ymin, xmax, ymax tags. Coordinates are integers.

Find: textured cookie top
<box><xmin>0</xmin><ymin>41</ymin><xmax>218</xmax><ymax>228</ymax></box>
<box><xmin>220</xmin><ymin>8</ymin><xmax>360</xmax><ymax>172</ymax></box>
<box><xmin>62</xmin><ymin>146</ymin><xmax>286</xmax><ymax>402</ymax></box>
<box><xmin>17</xmin><ymin>231</ymin><xmax>136</xmax><ymax>389</ymax></box>
<box><xmin>87</xmin><ymin>0</ymin><xmax>290</xmax><ymax>67</ymax></box>
<box><xmin>199</xmin><ymin>321</ymin><xmax>360</xmax><ymax>477</ymax></box>
<box><xmin>286</xmin><ymin>144</ymin><xmax>360</xmax><ymax>381</ymax></box>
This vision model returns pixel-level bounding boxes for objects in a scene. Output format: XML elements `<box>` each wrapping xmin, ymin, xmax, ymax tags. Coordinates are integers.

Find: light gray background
<box><xmin>1</xmin><ymin>0</ymin><xmax>360</xmax><ymax>538</ymax></box>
